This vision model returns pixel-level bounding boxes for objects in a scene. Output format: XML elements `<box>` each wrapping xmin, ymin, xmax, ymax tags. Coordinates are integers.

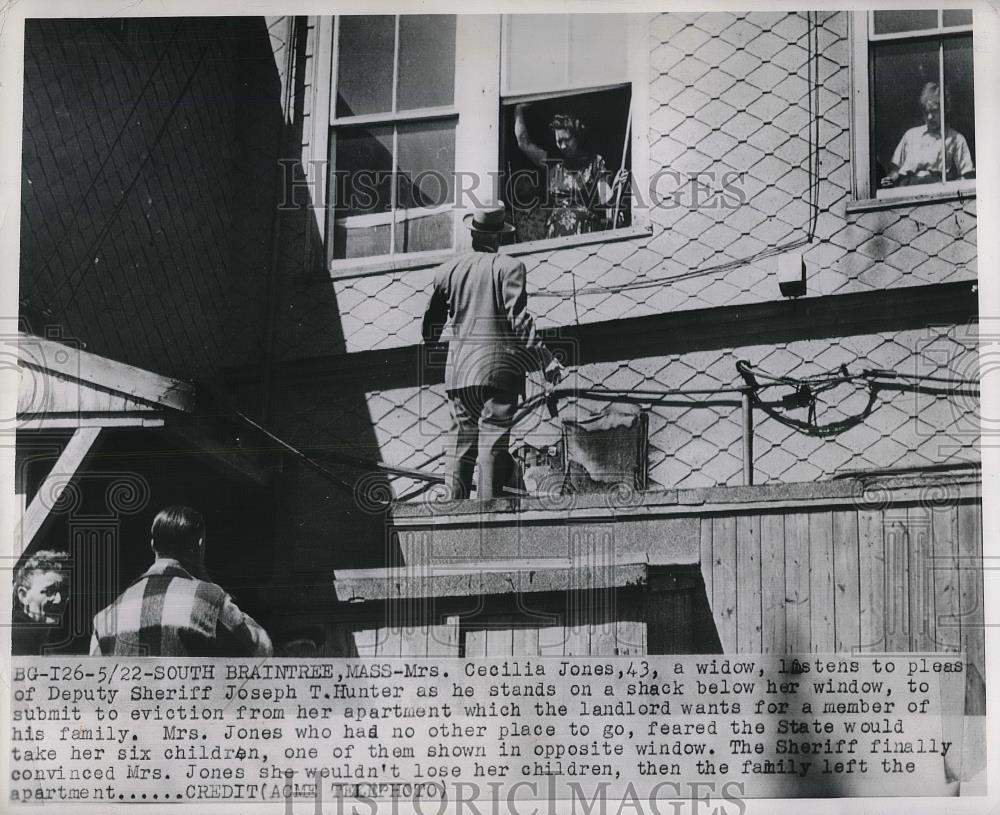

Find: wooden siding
<box><xmin>701</xmin><ymin>500</ymin><xmax>984</xmax><ymax>690</ymax></box>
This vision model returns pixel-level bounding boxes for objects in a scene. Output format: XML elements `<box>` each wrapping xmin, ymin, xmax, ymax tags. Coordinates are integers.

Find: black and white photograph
<box><xmin>2</xmin><ymin>2</ymin><xmax>997</xmax><ymax>810</ymax></box>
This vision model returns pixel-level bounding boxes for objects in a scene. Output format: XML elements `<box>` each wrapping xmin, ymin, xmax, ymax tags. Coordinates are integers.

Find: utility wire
<box><xmin>534</xmin><ymin>11</ymin><xmax>823</xmax><ymax>301</ymax></box>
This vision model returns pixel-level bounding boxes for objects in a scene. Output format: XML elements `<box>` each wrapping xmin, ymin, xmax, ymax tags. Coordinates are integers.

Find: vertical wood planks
<box><xmin>760</xmin><ymin>514</ymin><xmax>786</xmax><ymax>653</ymax></box>
<box><xmin>736</xmin><ymin>514</ymin><xmax>762</xmax><ymax>652</ymax></box>
<box><xmin>353</xmin><ymin>627</ymin><xmax>377</xmax><ymax>657</ymax></box>
<box><xmin>712</xmin><ymin>516</ymin><xmax>737</xmax><ymax>652</ymax></box>
<box><xmin>931</xmin><ymin>505</ymin><xmax>960</xmax><ymax>652</ymax></box>
<box><xmin>858</xmin><ymin>509</ymin><xmax>885</xmax><ymax>653</ymax></box>
<box><xmin>883</xmin><ymin>516</ymin><xmax>910</xmax><ymax>652</ymax></box>
<box><xmin>907</xmin><ymin>505</ymin><xmax>934</xmax><ymax>652</ymax></box>
<box><xmin>808</xmin><ymin>512</ymin><xmax>835</xmax><ymax>653</ymax></box>
<box><xmin>832</xmin><ymin>510</ymin><xmax>860</xmax><ymax>654</ymax></box>
<box><xmin>616</xmin><ymin>595</ymin><xmax>646</xmax><ymax>655</ymax></box>
<box><xmin>485</xmin><ymin>617</ymin><xmax>515</xmax><ymax>656</ymax></box>
<box><xmin>784</xmin><ymin>513</ymin><xmax>811</xmax><ymax>653</ymax></box>
<box><xmin>464</xmin><ymin>627</ymin><xmax>487</xmax><ymax>657</ymax></box>
<box><xmin>957</xmin><ymin>501</ymin><xmax>985</xmax><ymax>713</ymax></box>
<box><xmin>699</xmin><ymin>518</ymin><xmax>713</xmax><ymax>606</ymax></box>
<box><xmin>538</xmin><ymin>620</ymin><xmax>565</xmax><ymax>656</ymax></box>
<box><xmin>512</xmin><ymin>625</ymin><xmax>540</xmax><ymax>657</ymax></box>
<box><xmin>426</xmin><ymin>616</ymin><xmax>460</xmax><ymax>656</ymax></box>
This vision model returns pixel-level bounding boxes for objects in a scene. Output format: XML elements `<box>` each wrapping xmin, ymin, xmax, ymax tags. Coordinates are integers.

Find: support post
<box><xmin>741</xmin><ymin>389</ymin><xmax>754</xmax><ymax>487</ymax></box>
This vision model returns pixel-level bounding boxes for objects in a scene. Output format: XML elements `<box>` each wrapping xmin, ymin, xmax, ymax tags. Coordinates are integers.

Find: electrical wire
<box><xmin>533</xmin><ymin>10</ymin><xmax>823</xmax><ymax>302</ymax></box>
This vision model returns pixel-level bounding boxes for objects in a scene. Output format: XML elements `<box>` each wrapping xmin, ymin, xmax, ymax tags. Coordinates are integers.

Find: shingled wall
<box><xmin>263</xmin><ymin>11</ymin><xmax>979</xmax><ymax>535</ymax></box>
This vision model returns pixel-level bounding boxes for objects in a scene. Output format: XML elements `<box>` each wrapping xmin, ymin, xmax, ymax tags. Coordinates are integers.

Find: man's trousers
<box><xmin>445</xmin><ymin>386</ymin><xmax>518</xmax><ymax>500</ymax></box>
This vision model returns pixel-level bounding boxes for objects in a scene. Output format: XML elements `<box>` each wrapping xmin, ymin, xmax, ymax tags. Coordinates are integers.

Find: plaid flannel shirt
<box><xmin>90</xmin><ymin>558</ymin><xmax>272</xmax><ymax>657</ymax></box>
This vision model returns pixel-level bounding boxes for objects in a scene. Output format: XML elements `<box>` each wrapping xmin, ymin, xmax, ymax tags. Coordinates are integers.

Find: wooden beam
<box><xmin>18</xmin><ymin>334</ymin><xmax>194</xmax><ymax>412</ymax></box>
<box><xmin>16</xmin><ymin>427</ymin><xmax>102</xmax><ymax>550</ymax></box>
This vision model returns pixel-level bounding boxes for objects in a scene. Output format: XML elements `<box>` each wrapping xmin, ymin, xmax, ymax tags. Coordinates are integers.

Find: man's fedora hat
<box><xmin>463</xmin><ymin>203</ymin><xmax>516</xmax><ymax>234</ymax></box>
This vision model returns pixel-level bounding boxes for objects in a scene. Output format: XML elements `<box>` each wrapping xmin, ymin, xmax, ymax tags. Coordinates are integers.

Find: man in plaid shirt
<box><xmin>90</xmin><ymin>506</ymin><xmax>272</xmax><ymax>657</ymax></box>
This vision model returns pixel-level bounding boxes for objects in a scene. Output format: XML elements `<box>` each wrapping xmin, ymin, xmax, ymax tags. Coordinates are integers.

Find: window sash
<box><xmin>318</xmin><ymin>14</ymin><xmax>648</xmax><ymax>269</ymax></box>
<box><xmin>850</xmin><ymin>11</ymin><xmax>974</xmax><ymax>202</ymax></box>
<box><xmin>867</xmin><ymin>9</ymin><xmax>972</xmax><ymax>41</ymax></box>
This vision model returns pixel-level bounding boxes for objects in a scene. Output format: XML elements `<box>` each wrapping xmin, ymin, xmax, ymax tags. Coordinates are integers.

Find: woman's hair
<box><xmin>548</xmin><ymin>113</ymin><xmax>587</xmax><ymax>139</ymax></box>
<box><xmin>919</xmin><ymin>81</ymin><xmax>950</xmax><ymax>112</ymax></box>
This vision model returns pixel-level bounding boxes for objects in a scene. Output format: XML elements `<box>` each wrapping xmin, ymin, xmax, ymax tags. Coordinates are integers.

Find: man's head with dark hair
<box><xmin>14</xmin><ymin>550</ymin><xmax>69</xmax><ymax>623</ymax></box>
<box><xmin>150</xmin><ymin>505</ymin><xmax>205</xmax><ymax>562</ymax></box>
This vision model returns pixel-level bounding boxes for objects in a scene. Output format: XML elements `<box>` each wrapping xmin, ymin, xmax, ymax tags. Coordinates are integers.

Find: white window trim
<box><xmin>308</xmin><ymin>13</ymin><xmax>650</xmax><ymax>276</ymax></box>
<box><xmin>849</xmin><ymin>11</ymin><xmax>976</xmax><ymax>207</ymax></box>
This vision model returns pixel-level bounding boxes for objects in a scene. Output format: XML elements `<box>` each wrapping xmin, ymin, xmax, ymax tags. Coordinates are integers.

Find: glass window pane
<box><xmin>872</xmin><ymin>10</ymin><xmax>939</xmax><ymax>35</ymax></box>
<box><xmin>397</xmin><ymin>15</ymin><xmax>456</xmax><ymax>110</ymax></box>
<box><xmin>942</xmin><ymin>9</ymin><xmax>972</xmax><ymax>27</ymax></box>
<box><xmin>871</xmin><ymin>40</ymin><xmax>944</xmax><ymax>188</ymax></box>
<box><xmin>336</xmin><ymin>16</ymin><xmax>394</xmax><ymax>117</ymax></box>
<box><xmin>505</xmin><ymin>15</ymin><xmax>569</xmax><ymax>94</ymax></box>
<box><xmin>396</xmin><ymin>120</ymin><xmax>456</xmax><ymax>209</ymax></box>
<box><xmin>334</xmin><ymin>220</ymin><xmax>391</xmax><ymax>260</ymax></box>
<box><xmin>568</xmin><ymin>15</ymin><xmax>628</xmax><ymax>88</ymax></box>
<box><xmin>334</xmin><ymin>125</ymin><xmax>393</xmax><ymax>217</ymax></box>
<box><xmin>944</xmin><ymin>37</ymin><xmax>976</xmax><ymax>177</ymax></box>
<box><xmin>394</xmin><ymin>210</ymin><xmax>453</xmax><ymax>253</ymax></box>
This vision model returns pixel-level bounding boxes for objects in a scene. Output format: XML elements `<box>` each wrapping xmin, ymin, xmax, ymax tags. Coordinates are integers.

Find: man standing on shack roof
<box><xmin>423</xmin><ymin>203</ymin><xmax>564</xmax><ymax>500</ymax></box>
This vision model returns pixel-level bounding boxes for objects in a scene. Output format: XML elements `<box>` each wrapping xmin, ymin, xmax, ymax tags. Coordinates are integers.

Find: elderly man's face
<box><xmin>923</xmin><ymin>102</ymin><xmax>941</xmax><ymax>134</ymax></box>
<box><xmin>17</xmin><ymin>570</ymin><xmax>67</xmax><ymax>623</ymax></box>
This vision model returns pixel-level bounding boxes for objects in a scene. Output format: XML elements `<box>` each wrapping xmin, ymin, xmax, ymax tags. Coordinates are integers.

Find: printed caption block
<box><xmin>9</xmin><ymin>655</ymin><xmax>968</xmax><ymax>805</ymax></box>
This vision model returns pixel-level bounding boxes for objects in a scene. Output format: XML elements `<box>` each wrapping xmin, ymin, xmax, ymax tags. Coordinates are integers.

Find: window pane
<box><xmin>394</xmin><ymin>210</ymin><xmax>453</xmax><ymax>254</ymax></box>
<box><xmin>942</xmin><ymin>9</ymin><xmax>972</xmax><ymax>27</ymax></box>
<box><xmin>505</xmin><ymin>15</ymin><xmax>567</xmax><ymax>94</ymax></box>
<box><xmin>397</xmin><ymin>15</ymin><xmax>456</xmax><ymax>110</ymax></box>
<box><xmin>334</xmin><ymin>220</ymin><xmax>391</xmax><ymax>260</ymax></box>
<box><xmin>944</xmin><ymin>36</ymin><xmax>976</xmax><ymax>176</ymax></box>
<box><xmin>568</xmin><ymin>15</ymin><xmax>628</xmax><ymax>89</ymax></box>
<box><xmin>871</xmin><ymin>39</ymin><xmax>943</xmax><ymax>188</ymax></box>
<box><xmin>872</xmin><ymin>10</ymin><xmax>939</xmax><ymax>35</ymax></box>
<box><xmin>336</xmin><ymin>16</ymin><xmax>394</xmax><ymax>117</ymax></box>
<box><xmin>505</xmin><ymin>14</ymin><xmax>628</xmax><ymax>95</ymax></box>
<box><xmin>396</xmin><ymin>120</ymin><xmax>456</xmax><ymax>209</ymax></box>
<box><xmin>335</xmin><ymin>125</ymin><xmax>393</xmax><ymax>216</ymax></box>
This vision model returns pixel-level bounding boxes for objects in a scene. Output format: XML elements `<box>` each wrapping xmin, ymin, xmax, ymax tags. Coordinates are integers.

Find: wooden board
<box><xmin>760</xmin><ymin>514</ymin><xmax>786</xmax><ymax>654</ymax></box>
<box><xmin>907</xmin><ymin>505</ymin><xmax>934</xmax><ymax>652</ymax></box>
<box><xmin>857</xmin><ymin>509</ymin><xmax>884</xmax><ymax>653</ymax></box>
<box><xmin>711</xmin><ymin>516</ymin><xmax>737</xmax><ymax>652</ymax></box>
<box><xmin>931</xmin><ymin>506</ymin><xmax>960</xmax><ymax>652</ymax></box>
<box><xmin>832</xmin><ymin>510</ymin><xmax>860</xmax><ymax>653</ymax></box>
<box><xmin>784</xmin><ymin>513</ymin><xmax>810</xmax><ymax>653</ymax></box>
<box><xmin>808</xmin><ymin>512</ymin><xmax>835</xmax><ymax>653</ymax></box>
<box><xmin>736</xmin><ymin>514</ymin><xmax>762</xmax><ymax>652</ymax></box>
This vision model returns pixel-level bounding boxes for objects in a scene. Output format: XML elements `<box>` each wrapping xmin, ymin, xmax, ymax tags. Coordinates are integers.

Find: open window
<box><xmin>499</xmin><ymin>14</ymin><xmax>632</xmax><ymax>244</ymax></box>
<box><xmin>322</xmin><ymin>13</ymin><xmax>644</xmax><ymax>271</ymax></box>
<box><xmin>852</xmin><ymin>9</ymin><xmax>975</xmax><ymax>203</ymax></box>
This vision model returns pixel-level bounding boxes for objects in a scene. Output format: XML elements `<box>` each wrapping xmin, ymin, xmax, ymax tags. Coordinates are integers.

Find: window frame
<box><xmin>309</xmin><ymin>13</ymin><xmax>650</xmax><ymax>279</ymax></box>
<box><xmin>849</xmin><ymin>10</ymin><xmax>976</xmax><ymax>208</ymax></box>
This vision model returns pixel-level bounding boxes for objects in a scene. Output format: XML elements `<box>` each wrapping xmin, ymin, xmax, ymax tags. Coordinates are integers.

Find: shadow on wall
<box><xmin>228</xmin><ymin>17</ymin><xmax>400</xmax><ymax>577</ymax></box>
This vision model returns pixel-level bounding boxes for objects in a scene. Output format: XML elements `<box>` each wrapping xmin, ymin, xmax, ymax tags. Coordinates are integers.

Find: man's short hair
<box><xmin>14</xmin><ymin>550</ymin><xmax>69</xmax><ymax>597</ymax></box>
<box><xmin>151</xmin><ymin>505</ymin><xmax>205</xmax><ymax>558</ymax></box>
